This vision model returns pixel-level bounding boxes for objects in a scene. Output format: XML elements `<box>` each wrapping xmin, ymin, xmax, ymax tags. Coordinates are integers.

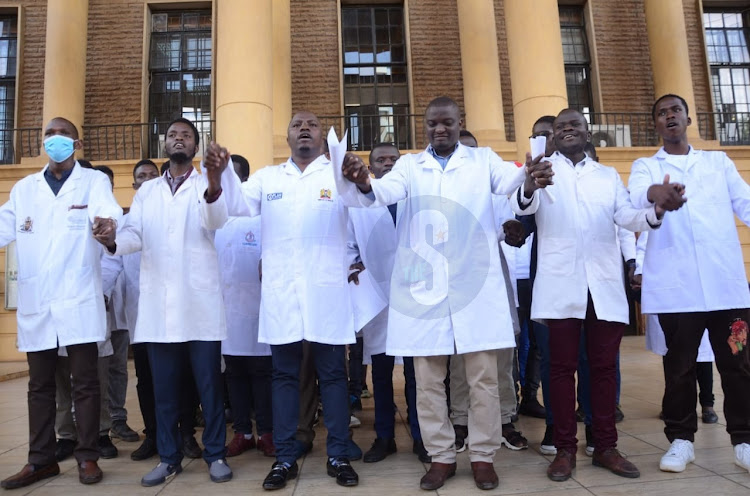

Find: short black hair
<box><xmin>230</xmin><ymin>154</ymin><xmax>250</xmax><ymax>179</ymax></box>
<box><xmin>133</xmin><ymin>159</ymin><xmax>157</xmax><ymax>180</ymax></box>
<box><xmin>49</xmin><ymin>117</ymin><xmax>80</xmax><ymax>139</ymax></box>
<box><xmin>426</xmin><ymin>96</ymin><xmax>460</xmax><ymax>114</ymax></box>
<box><xmin>78</xmin><ymin>159</ymin><xmax>93</xmax><ymax>169</ymax></box>
<box><xmin>160</xmin><ymin>160</ymin><xmax>170</xmax><ymax>175</ymax></box>
<box><xmin>166</xmin><ymin>117</ymin><xmax>200</xmax><ymax>146</ymax></box>
<box><xmin>652</xmin><ymin>94</ymin><xmax>689</xmax><ymax>120</ymax></box>
<box><xmin>532</xmin><ymin>115</ymin><xmax>556</xmax><ymax>129</ymax></box>
<box><xmin>94</xmin><ymin>165</ymin><xmax>114</xmax><ymax>182</ymax></box>
<box><xmin>459</xmin><ymin>129</ymin><xmax>477</xmax><ymax>139</ymax></box>
<box><xmin>368</xmin><ymin>142</ymin><xmax>399</xmax><ymax>162</ymax></box>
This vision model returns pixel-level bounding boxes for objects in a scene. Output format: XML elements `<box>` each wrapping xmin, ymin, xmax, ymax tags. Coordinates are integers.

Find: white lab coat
<box><xmin>338</xmin><ymin>144</ymin><xmax>527</xmax><ymax>356</ymax></box>
<box><xmin>629</xmin><ymin>147</ymin><xmax>750</xmax><ymax>314</ymax></box>
<box><xmin>635</xmin><ymin>232</ymin><xmax>715</xmax><ymax>361</ymax></box>
<box><xmin>114</xmin><ymin>169</ymin><xmax>231</xmax><ymax>343</ymax></box>
<box><xmin>511</xmin><ymin>152</ymin><xmax>660</xmax><ymax>324</ymax></box>
<box><xmin>215</xmin><ymin>216</ymin><xmax>270</xmax><ymax>356</ymax></box>
<box><xmin>230</xmin><ymin>156</ymin><xmax>358</xmax><ymax>346</ymax></box>
<box><xmin>0</xmin><ymin>162</ymin><xmax>122</xmax><ymax>352</ymax></box>
<box><xmin>348</xmin><ymin>204</ymin><xmax>397</xmax><ymax>359</ymax></box>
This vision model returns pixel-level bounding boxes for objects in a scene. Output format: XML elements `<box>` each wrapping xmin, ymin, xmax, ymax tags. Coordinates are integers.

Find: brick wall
<box><xmin>494</xmin><ymin>0</ymin><xmax>514</xmax><ymax>122</ymax></box>
<box><xmin>683</xmin><ymin>0</ymin><xmax>711</xmax><ymax>114</ymax></box>
<box><xmin>17</xmin><ymin>1</ymin><xmax>46</xmax><ymax>130</ymax></box>
<box><xmin>290</xmin><ymin>0</ymin><xmax>340</xmax><ymax>118</ymax></box>
<box><xmin>84</xmin><ymin>0</ymin><xmax>145</xmax><ymax>127</ymax></box>
<box><xmin>590</xmin><ymin>0</ymin><xmax>655</xmax><ymax>113</ymax></box>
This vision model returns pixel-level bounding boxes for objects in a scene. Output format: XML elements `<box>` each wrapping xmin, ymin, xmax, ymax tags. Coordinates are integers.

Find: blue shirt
<box><xmin>427</xmin><ymin>143</ymin><xmax>459</xmax><ymax>170</ymax></box>
<box><xmin>43</xmin><ymin>166</ymin><xmax>74</xmax><ymax>196</ymax></box>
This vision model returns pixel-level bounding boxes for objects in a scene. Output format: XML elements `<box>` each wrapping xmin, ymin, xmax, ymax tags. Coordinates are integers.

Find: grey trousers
<box><xmin>108</xmin><ymin>330</ymin><xmax>130</xmax><ymax>422</ymax></box>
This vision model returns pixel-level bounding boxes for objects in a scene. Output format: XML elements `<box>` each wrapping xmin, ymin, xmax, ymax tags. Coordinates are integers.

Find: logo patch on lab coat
<box><xmin>243</xmin><ymin>231</ymin><xmax>258</xmax><ymax>247</ymax></box>
<box><xmin>267</xmin><ymin>192</ymin><xmax>283</xmax><ymax>201</ymax></box>
<box><xmin>319</xmin><ymin>188</ymin><xmax>333</xmax><ymax>201</ymax></box>
<box><xmin>18</xmin><ymin>217</ymin><xmax>33</xmax><ymax>233</ymax></box>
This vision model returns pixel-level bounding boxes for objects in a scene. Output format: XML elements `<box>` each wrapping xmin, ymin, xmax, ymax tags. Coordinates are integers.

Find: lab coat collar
<box><xmin>655</xmin><ymin>146</ymin><xmax>699</xmax><ymax>172</ymax></box>
<box><xmin>283</xmin><ymin>154</ymin><xmax>330</xmax><ymax>177</ymax></box>
<box><xmin>417</xmin><ymin>142</ymin><xmax>468</xmax><ymax>172</ymax></box>
<box><xmin>550</xmin><ymin>151</ymin><xmax>600</xmax><ymax>177</ymax></box>
<box><xmin>37</xmin><ymin>161</ymin><xmax>82</xmax><ymax>198</ymax></box>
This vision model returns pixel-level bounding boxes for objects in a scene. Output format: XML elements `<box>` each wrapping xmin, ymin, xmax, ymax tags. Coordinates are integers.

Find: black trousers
<box><xmin>28</xmin><ymin>343</ymin><xmax>99</xmax><ymax>465</ymax></box>
<box><xmin>659</xmin><ymin>309</ymin><xmax>750</xmax><ymax>445</ymax></box>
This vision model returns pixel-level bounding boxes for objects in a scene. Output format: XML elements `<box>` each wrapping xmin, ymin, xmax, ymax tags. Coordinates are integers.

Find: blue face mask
<box><xmin>43</xmin><ymin>135</ymin><xmax>76</xmax><ymax>163</ymax></box>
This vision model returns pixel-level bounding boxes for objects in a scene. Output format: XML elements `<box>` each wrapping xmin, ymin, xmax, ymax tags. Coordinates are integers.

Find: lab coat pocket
<box><xmin>589</xmin><ymin>244</ymin><xmax>621</xmax><ymax>281</ymax></box>
<box><xmin>64</xmin><ymin>266</ymin><xmax>97</xmax><ymax>306</ymax></box>
<box><xmin>66</xmin><ymin>208</ymin><xmax>90</xmax><ymax>232</ymax></box>
<box><xmin>188</xmin><ymin>250</ymin><xmax>220</xmax><ymax>292</ymax></box>
<box><xmin>17</xmin><ymin>275</ymin><xmax>40</xmax><ymax>316</ymax></box>
<box><xmin>538</xmin><ymin>237</ymin><xmax>576</xmax><ymax>277</ymax></box>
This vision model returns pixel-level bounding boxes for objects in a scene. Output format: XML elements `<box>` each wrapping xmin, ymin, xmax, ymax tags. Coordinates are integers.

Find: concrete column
<box><xmin>644</xmin><ymin>0</ymin><xmax>700</xmax><ymax>140</ymax></box>
<box><xmin>272</xmin><ymin>0</ymin><xmax>292</xmax><ymax>164</ymax></box>
<box><xmin>215</xmin><ymin>0</ymin><xmax>274</xmax><ymax>169</ymax></box>
<box><xmin>457</xmin><ymin>0</ymin><xmax>506</xmax><ymax>149</ymax></box>
<box><xmin>41</xmin><ymin>0</ymin><xmax>88</xmax><ymax>140</ymax></box>
<box><xmin>504</xmin><ymin>0</ymin><xmax>568</xmax><ymax>160</ymax></box>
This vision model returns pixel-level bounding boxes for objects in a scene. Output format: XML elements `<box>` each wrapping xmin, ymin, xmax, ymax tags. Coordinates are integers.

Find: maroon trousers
<box><xmin>547</xmin><ymin>298</ymin><xmax>624</xmax><ymax>454</ymax></box>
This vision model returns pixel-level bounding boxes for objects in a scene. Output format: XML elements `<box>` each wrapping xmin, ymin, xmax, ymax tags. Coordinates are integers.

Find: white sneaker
<box><xmin>734</xmin><ymin>443</ymin><xmax>750</xmax><ymax>473</ymax></box>
<box><xmin>659</xmin><ymin>439</ymin><xmax>695</xmax><ymax>472</ymax></box>
<box><xmin>349</xmin><ymin>415</ymin><xmax>361</xmax><ymax>428</ymax></box>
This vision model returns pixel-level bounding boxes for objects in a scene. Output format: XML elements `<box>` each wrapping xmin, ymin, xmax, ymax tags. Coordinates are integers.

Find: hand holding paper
<box><xmin>527</xmin><ymin>136</ymin><xmax>556</xmax><ymax>203</ymax></box>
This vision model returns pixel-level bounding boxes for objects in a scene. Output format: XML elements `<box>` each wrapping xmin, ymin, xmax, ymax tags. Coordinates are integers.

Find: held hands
<box><xmin>348</xmin><ymin>262</ymin><xmax>366</xmax><ymax>285</ymax></box>
<box><xmin>523</xmin><ymin>153</ymin><xmax>555</xmax><ymax>198</ymax></box>
<box><xmin>92</xmin><ymin>216</ymin><xmax>116</xmax><ymax>249</ymax></box>
<box><xmin>630</xmin><ymin>273</ymin><xmax>642</xmax><ymax>292</ymax></box>
<box><xmin>342</xmin><ymin>153</ymin><xmax>372</xmax><ymax>193</ymax></box>
<box><xmin>648</xmin><ymin>174</ymin><xmax>686</xmax><ymax>219</ymax></box>
<box><xmin>204</xmin><ymin>142</ymin><xmax>230</xmax><ymax>195</ymax></box>
<box><xmin>502</xmin><ymin>219</ymin><xmax>527</xmax><ymax>248</ymax></box>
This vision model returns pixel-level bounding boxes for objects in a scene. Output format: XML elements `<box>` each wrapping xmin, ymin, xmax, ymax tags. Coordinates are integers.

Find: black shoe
<box><xmin>262</xmin><ymin>461</ymin><xmax>298</xmax><ymax>490</ymax></box>
<box><xmin>453</xmin><ymin>424</ymin><xmax>468</xmax><ymax>453</ymax></box>
<box><xmin>111</xmin><ymin>420</ymin><xmax>140</xmax><ymax>442</ymax></box>
<box><xmin>131</xmin><ymin>437</ymin><xmax>158</xmax><ymax>461</ymax></box>
<box><xmin>412</xmin><ymin>439</ymin><xmax>431</xmax><ymax>463</ymax></box>
<box><xmin>519</xmin><ymin>397</ymin><xmax>547</xmax><ymax>419</ymax></box>
<box><xmin>98</xmin><ymin>435</ymin><xmax>118</xmax><ymax>459</ymax></box>
<box><xmin>326</xmin><ymin>457</ymin><xmax>359</xmax><ymax>487</ymax></box>
<box><xmin>55</xmin><ymin>439</ymin><xmax>76</xmax><ymax>462</ymax></box>
<box><xmin>363</xmin><ymin>437</ymin><xmax>397</xmax><ymax>463</ymax></box>
<box><xmin>702</xmin><ymin>407</ymin><xmax>719</xmax><ymax>424</ymax></box>
<box><xmin>614</xmin><ymin>405</ymin><xmax>625</xmax><ymax>423</ymax></box>
<box><xmin>182</xmin><ymin>435</ymin><xmax>202</xmax><ymax>459</ymax></box>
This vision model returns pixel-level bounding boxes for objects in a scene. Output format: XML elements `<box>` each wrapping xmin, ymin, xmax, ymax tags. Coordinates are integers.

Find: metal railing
<box><xmin>83</xmin><ymin>120</ymin><xmax>214</xmax><ymax>161</ymax></box>
<box><xmin>0</xmin><ymin>128</ymin><xmax>42</xmax><ymax>164</ymax></box>
<box><xmin>583</xmin><ymin>112</ymin><xmax>659</xmax><ymax>148</ymax></box>
<box><xmin>697</xmin><ymin>112</ymin><xmax>750</xmax><ymax>145</ymax></box>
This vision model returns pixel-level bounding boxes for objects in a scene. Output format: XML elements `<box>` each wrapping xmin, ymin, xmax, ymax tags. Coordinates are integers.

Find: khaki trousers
<box><xmin>415</xmin><ymin>350</ymin><xmax>501</xmax><ymax>463</ymax></box>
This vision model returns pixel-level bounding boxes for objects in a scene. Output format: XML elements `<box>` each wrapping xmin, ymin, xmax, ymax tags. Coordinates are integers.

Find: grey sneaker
<box><xmin>141</xmin><ymin>462</ymin><xmax>182</xmax><ymax>487</ymax></box>
<box><xmin>209</xmin><ymin>458</ymin><xmax>233</xmax><ymax>483</ymax></box>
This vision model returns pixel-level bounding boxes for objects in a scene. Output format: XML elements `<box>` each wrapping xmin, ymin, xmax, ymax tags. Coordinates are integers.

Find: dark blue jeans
<box><xmin>148</xmin><ymin>341</ymin><xmax>225</xmax><ymax>465</ymax></box>
<box><xmin>224</xmin><ymin>355</ymin><xmax>273</xmax><ymax>435</ymax></box>
<box><xmin>371</xmin><ymin>354</ymin><xmax>421</xmax><ymax>440</ymax></box>
<box><xmin>272</xmin><ymin>341</ymin><xmax>349</xmax><ymax>465</ymax></box>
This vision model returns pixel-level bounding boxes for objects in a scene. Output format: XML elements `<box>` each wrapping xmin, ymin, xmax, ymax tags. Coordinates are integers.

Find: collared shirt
<box><xmin>44</xmin><ymin>165</ymin><xmax>74</xmax><ymax>196</ymax></box>
<box><xmin>164</xmin><ymin>167</ymin><xmax>193</xmax><ymax>195</ymax></box>
<box><xmin>427</xmin><ymin>143</ymin><xmax>459</xmax><ymax>170</ymax></box>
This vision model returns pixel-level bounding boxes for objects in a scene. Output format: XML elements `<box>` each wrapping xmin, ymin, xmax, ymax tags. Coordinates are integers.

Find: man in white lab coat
<box><xmin>511</xmin><ymin>108</ymin><xmax>674</xmax><ymax>482</ymax></box>
<box><xmin>339</xmin><ymin>96</ymin><xmax>552</xmax><ymax>491</ymax></box>
<box><xmin>629</xmin><ymin>94</ymin><xmax>750</xmax><ymax>475</ymax></box>
<box><xmin>229</xmin><ymin>112</ymin><xmax>360</xmax><ymax>490</ymax></box>
<box><xmin>97</xmin><ymin>118</ymin><xmax>235</xmax><ymax>487</ymax></box>
<box><xmin>0</xmin><ymin>117</ymin><xmax>122</xmax><ymax>489</ymax></box>
<box><xmin>216</xmin><ymin>154</ymin><xmax>274</xmax><ymax>458</ymax></box>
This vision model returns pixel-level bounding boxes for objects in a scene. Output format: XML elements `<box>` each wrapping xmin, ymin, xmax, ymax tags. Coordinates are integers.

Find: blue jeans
<box><xmin>272</xmin><ymin>341</ymin><xmax>349</xmax><ymax>464</ymax></box>
<box><xmin>533</xmin><ymin>321</ymin><xmax>554</xmax><ymax>425</ymax></box>
<box><xmin>148</xmin><ymin>341</ymin><xmax>225</xmax><ymax>465</ymax></box>
<box><xmin>371</xmin><ymin>354</ymin><xmax>421</xmax><ymax>440</ymax></box>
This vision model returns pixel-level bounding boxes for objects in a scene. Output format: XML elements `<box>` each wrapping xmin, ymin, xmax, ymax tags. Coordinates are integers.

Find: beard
<box><xmin>168</xmin><ymin>150</ymin><xmax>196</xmax><ymax>164</ymax></box>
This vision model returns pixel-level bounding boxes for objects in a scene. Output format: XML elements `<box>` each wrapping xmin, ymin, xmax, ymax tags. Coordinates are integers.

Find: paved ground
<box><xmin>0</xmin><ymin>336</ymin><xmax>748</xmax><ymax>495</ymax></box>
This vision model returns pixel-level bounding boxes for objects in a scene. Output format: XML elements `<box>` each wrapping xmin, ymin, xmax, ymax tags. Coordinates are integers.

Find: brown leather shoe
<box><xmin>78</xmin><ymin>460</ymin><xmax>103</xmax><ymax>485</ymax></box>
<box><xmin>1</xmin><ymin>463</ymin><xmax>60</xmax><ymax>489</ymax></box>
<box><xmin>419</xmin><ymin>462</ymin><xmax>456</xmax><ymax>490</ymax></box>
<box><xmin>547</xmin><ymin>450</ymin><xmax>576</xmax><ymax>481</ymax></box>
<box><xmin>471</xmin><ymin>461</ymin><xmax>499</xmax><ymax>490</ymax></box>
<box><xmin>592</xmin><ymin>448</ymin><xmax>640</xmax><ymax>478</ymax></box>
